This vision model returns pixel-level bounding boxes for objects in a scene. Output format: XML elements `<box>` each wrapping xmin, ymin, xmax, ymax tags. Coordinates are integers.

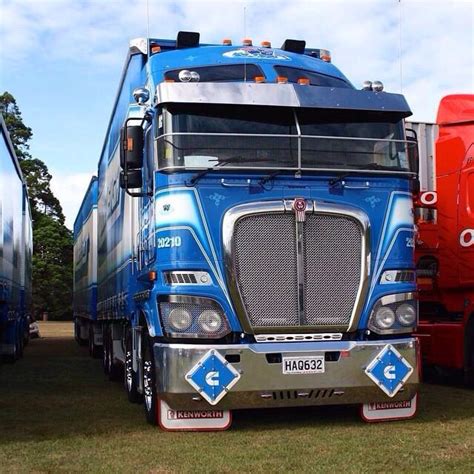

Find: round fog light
<box><xmin>396</xmin><ymin>303</ymin><xmax>416</xmax><ymax>326</ymax></box>
<box><xmin>198</xmin><ymin>310</ymin><xmax>223</xmax><ymax>333</ymax></box>
<box><xmin>375</xmin><ymin>306</ymin><xmax>395</xmax><ymax>329</ymax></box>
<box><xmin>168</xmin><ymin>308</ymin><xmax>192</xmax><ymax>331</ymax></box>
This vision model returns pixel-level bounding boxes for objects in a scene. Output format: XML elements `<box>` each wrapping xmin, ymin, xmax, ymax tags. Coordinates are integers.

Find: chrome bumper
<box><xmin>153</xmin><ymin>338</ymin><xmax>419</xmax><ymax>410</ymax></box>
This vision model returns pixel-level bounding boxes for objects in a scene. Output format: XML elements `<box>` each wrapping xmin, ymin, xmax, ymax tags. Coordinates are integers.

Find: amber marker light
<box><xmin>148</xmin><ymin>271</ymin><xmax>157</xmax><ymax>282</ymax></box>
<box><xmin>297</xmin><ymin>77</ymin><xmax>310</xmax><ymax>85</ymax></box>
<box><xmin>242</xmin><ymin>38</ymin><xmax>253</xmax><ymax>46</ymax></box>
<box><xmin>254</xmin><ymin>76</ymin><xmax>265</xmax><ymax>83</ymax></box>
<box><xmin>222</xmin><ymin>38</ymin><xmax>232</xmax><ymax>46</ymax></box>
<box><xmin>277</xmin><ymin>76</ymin><xmax>288</xmax><ymax>84</ymax></box>
<box><xmin>261</xmin><ymin>40</ymin><xmax>271</xmax><ymax>48</ymax></box>
<box><xmin>150</xmin><ymin>44</ymin><xmax>161</xmax><ymax>54</ymax></box>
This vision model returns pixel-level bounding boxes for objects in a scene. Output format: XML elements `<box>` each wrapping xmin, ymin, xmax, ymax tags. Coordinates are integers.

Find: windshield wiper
<box><xmin>185</xmin><ymin>155</ymin><xmax>248</xmax><ymax>186</ymax></box>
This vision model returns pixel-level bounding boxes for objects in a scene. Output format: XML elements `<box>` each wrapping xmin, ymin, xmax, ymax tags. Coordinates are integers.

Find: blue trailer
<box><xmin>75</xmin><ymin>32</ymin><xmax>421</xmax><ymax>429</ymax></box>
<box><xmin>73</xmin><ymin>177</ymin><xmax>100</xmax><ymax>357</ymax></box>
<box><xmin>0</xmin><ymin>115</ymin><xmax>32</xmax><ymax>362</ymax></box>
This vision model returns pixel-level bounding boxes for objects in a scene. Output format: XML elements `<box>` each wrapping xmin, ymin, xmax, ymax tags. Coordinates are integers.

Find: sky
<box><xmin>1</xmin><ymin>0</ymin><xmax>473</xmax><ymax>228</ymax></box>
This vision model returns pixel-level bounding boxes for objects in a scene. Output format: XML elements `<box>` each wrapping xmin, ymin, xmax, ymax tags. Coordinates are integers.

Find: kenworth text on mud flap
<box><xmin>73</xmin><ymin>32</ymin><xmax>421</xmax><ymax>430</ymax></box>
<box><xmin>410</xmin><ymin>94</ymin><xmax>474</xmax><ymax>387</ymax></box>
<box><xmin>0</xmin><ymin>115</ymin><xmax>33</xmax><ymax>363</ymax></box>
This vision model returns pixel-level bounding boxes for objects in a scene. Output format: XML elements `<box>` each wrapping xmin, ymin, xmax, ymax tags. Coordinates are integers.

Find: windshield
<box><xmin>157</xmin><ymin>104</ymin><xmax>412</xmax><ymax>172</ymax></box>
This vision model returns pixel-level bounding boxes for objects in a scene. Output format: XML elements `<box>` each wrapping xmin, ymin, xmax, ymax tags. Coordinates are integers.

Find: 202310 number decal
<box><xmin>157</xmin><ymin>236</ymin><xmax>182</xmax><ymax>249</ymax></box>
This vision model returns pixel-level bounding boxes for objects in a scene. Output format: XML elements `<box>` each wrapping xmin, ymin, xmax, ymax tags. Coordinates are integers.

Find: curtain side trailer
<box><xmin>0</xmin><ymin>115</ymin><xmax>32</xmax><ymax>362</ymax></box>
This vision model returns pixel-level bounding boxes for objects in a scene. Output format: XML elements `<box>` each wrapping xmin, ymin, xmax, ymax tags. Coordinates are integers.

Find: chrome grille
<box><xmin>234</xmin><ymin>214</ymin><xmax>299</xmax><ymax>327</ymax></box>
<box><xmin>304</xmin><ymin>215</ymin><xmax>362</xmax><ymax>327</ymax></box>
<box><xmin>231</xmin><ymin>209</ymin><xmax>363</xmax><ymax>331</ymax></box>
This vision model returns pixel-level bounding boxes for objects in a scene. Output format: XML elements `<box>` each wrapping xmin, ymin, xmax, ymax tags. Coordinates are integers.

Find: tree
<box><xmin>1</xmin><ymin>91</ymin><xmax>73</xmax><ymax>320</ymax></box>
<box><xmin>0</xmin><ymin>92</ymin><xmax>33</xmax><ymax>160</ymax></box>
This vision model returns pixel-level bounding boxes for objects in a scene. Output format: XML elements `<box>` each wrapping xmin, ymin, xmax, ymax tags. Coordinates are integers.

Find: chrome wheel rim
<box><xmin>125</xmin><ymin>350</ymin><xmax>133</xmax><ymax>392</ymax></box>
<box><xmin>143</xmin><ymin>360</ymin><xmax>153</xmax><ymax>411</ymax></box>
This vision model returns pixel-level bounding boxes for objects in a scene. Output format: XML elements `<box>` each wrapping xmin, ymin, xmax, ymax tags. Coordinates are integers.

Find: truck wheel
<box><xmin>142</xmin><ymin>332</ymin><xmax>158</xmax><ymax>425</ymax></box>
<box><xmin>89</xmin><ymin>327</ymin><xmax>102</xmax><ymax>359</ymax></box>
<box><xmin>75</xmin><ymin>320</ymin><xmax>87</xmax><ymax>346</ymax></box>
<box><xmin>103</xmin><ymin>325</ymin><xmax>110</xmax><ymax>375</ymax></box>
<box><xmin>464</xmin><ymin>318</ymin><xmax>474</xmax><ymax>388</ymax></box>
<box><xmin>107</xmin><ymin>326</ymin><xmax>122</xmax><ymax>382</ymax></box>
<box><xmin>124</xmin><ymin>328</ymin><xmax>142</xmax><ymax>403</ymax></box>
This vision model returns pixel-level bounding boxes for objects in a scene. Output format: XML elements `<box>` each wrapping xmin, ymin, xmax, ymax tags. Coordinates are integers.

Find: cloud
<box><xmin>2</xmin><ymin>0</ymin><xmax>473</xmax><ymax>226</ymax></box>
<box><xmin>50</xmin><ymin>171</ymin><xmax>94</xmax><ymax>229</ymax></box>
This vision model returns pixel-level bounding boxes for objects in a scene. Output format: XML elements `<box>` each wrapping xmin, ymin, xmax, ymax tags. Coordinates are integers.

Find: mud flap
<box><xmin>157</xmin><ymin>399</ymin><xmax>232</xmax><ymax>431</ymax></box>
<box><xmin>361</xmin><ymin>394</ymin><xmax>418</xmax><ymax>422</ymax></box>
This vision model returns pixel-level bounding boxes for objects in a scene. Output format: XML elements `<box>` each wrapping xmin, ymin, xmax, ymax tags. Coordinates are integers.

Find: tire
<box><xmin>74</xmin><ymin>319</ymin><xmax>87</xmax><ymax>346</ymax></box>
<box><xmin>89</xmin><ymin>326</ymin><xmax>102</xmax><ymax>359</ymax></box>
<box><xmin>107</xmin><ymin>325</ymin><xmax>122</xmax><ymax>382</ymax></box>
<box><xmin>103</xmin><ymin>325</ymin><xmax>110</xmax><ymax>375</ymax></box>
<box><xmin>142</xmin><ymin>332</ymin><xmax>158</xmax><ymax>425</ymax></box>
<box><xmin>464</xmin><ymin>318</ymin><xmax>474</xmax><ymax>388</ymax></box>
<box><xmin>124</xmin><ymin>328</ymin><xmax>142</xmax><ymax>404</ymax></box>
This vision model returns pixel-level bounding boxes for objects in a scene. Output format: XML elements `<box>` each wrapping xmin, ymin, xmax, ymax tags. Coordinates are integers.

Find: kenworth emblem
<box><xmin>293</xmin><ymin>198</ymin><xmax>307</xmax><ymax>222</ymax></box>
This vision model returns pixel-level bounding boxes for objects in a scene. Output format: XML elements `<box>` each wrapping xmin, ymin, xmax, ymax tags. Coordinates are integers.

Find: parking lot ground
<box><xmin>0</xmin><ymin>321</ymin><xmax>473</xmax><ymax>473</ymax></box>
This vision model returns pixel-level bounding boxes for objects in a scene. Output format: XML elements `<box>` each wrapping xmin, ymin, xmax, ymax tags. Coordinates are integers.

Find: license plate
<box><xmin>282</xmin><ymin>356</ymin><xmax>325</xmax><ymax>374</ymax></box>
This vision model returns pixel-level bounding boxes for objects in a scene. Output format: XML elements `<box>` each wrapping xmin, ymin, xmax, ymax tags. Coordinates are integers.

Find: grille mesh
<box><xmin>304</xmin><ymin>215</ymin><xmax>362</xmax><ymax>326</ymax></box>
<box><xmin>233</xmin><ymin>211</ymin><xmax>362</xmax><ymax>330</ymax></box>
<box><xmin>234</xmin><ymin>214</ymin><xmax>299</xmax><ymax>327</ymax></box>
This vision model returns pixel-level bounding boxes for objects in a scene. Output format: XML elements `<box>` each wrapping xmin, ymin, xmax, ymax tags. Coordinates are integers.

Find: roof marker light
<box><xmin>297</xmin><ymin>77</ymin><xmax>310</xmax><ymax>85</ymax></box>
<box><xmin>277</xmin><ymin>76</ymin><xmax>288</xmax><ymax>84</ymax></box>
<box><xmin>254</xmin><ymin>76</ymin><xmax>265</xmax><ymax>83</ymax></box>
<box><xmin>242</xmin><ymin>38</ymin><xmax>253</xmax><ymax>46</ymax></box>
<box><xmin>372</xmin><ymin>80</ymin><xmax>384</xmax><ymax>92</ymax></box>
<box><xmin>150</xmin><ymin>44</ymin><xmax>161</xmax><ymax>54</ymax></box>
<box><xmin>222</xmin><ymin>38</ymin><xmax>232</xmax><ymax>46</ymax></box>
<box><xmin>319</xmin><ymin>49</ymin><xmax>331</xmax><ymax>62</ymax></box>
<box><xmin>362</xmin><ymin>80</ymin><xmax>373</xmax><ymax>91</ymax></box>
<box><xmin>164</xmin><ymin>79</ymin><xmax>175</xmax><ymax>83</ymax></box>
<box><xmin>261</xmin><ymin>40</ymin><xmax>271</xmax><ymax>48</ymax></box>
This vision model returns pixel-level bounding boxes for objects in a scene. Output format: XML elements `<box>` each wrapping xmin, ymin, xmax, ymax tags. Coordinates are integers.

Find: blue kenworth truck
<box><xmin>74</xmin><ymin>32</ymin><xmax>421</xmax><ymax>430</ymax></box>
<box><xmin>0</xmin><ymin>115</ymin><xmax>32</xmax><ymax>363</ymax></box>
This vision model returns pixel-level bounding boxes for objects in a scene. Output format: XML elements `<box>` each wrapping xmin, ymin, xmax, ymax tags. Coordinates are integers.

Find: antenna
<box><xmin>146</xmin><ymin>0</ymin><xmax>150</xmax><ymax>57</ymax></box>
<box><xmin>398</xmin><ymin>0</ymin><xmax>403</xmax><ymax>93</ymax></box>
<box><xmin>243</xmin><ymin>4</ymin><xmax>247</xmax><ymax>82</ymax></box>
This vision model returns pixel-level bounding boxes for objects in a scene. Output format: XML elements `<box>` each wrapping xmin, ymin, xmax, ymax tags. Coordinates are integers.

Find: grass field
<box><xmin>0</xmin><ymin>322</ymin><xmax>473</xmax><ymax>473</ymax></box>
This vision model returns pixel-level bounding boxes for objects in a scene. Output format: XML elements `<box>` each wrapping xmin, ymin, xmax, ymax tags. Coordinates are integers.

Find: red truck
<box><xmin>411</xmin><ymin>94</ymin><xmax>474</xmax><ymax>386</ymax></box>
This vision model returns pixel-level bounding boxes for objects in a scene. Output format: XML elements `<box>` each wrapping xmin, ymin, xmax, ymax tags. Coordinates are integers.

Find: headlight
<box><xmin>159</xmin><ymin>296</ymin><xmax>230</xmax><ymax>339</ymax></box>
<box><xmin>198</xmin><ymin>310</ymin><xmax>223</xmax><ymax>333</ymax></box>
<box><xmin>368</xmin><ymin>293</ymin><xmax>417</xmax><ymax>334</ymax></box>
<box><xmin>396</xmin><ymin>303</ymin><xmax>417</xmax><ymax>326</ymax></box>
<box><xmin>374</xmin><ymin>306</ymin><xmax>395</xmax><ymax>329</ymax></box>
<box><xmin>168</xmin><ymin>308</ymin><xmax>192</xmax><ymax>331</ymax></box>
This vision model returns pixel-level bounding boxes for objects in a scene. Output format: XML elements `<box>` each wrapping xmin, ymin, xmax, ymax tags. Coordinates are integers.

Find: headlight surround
<box><xmin>159</xmin><ymin>296</ymin><xmax>230</xmax><ymax>339</ymax></box>
<box><xmin>368</xmin><ymin>293</ymin><xmax>418</xmax><ymax>334</ymax></box>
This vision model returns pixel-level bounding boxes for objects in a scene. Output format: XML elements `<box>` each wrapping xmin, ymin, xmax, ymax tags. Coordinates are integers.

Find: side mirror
<box><xmin>120</xmin><ymin>125</ymin><xmax>144</xmax><ymax>170</ymax></box>
<box><xmin>405</xmin><ymin>128</ymin><xmax>419</xmax><ymax>176</ymax></box>
<box><xmin>120</xmin><ymin>170</ymin><xmax>143</xmax><ymax>190</ymax></box>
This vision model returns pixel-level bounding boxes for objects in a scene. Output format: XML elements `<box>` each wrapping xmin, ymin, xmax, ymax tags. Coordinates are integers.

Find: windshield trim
<box><xmin>157</xmin><ymin>164</ymin><xmax>416</xmax><ymax>177</ymax></box>
<box><xmin>157</xmin><ymin>131</ymin><xmax>409</xmax><ymax>144</ymax></box>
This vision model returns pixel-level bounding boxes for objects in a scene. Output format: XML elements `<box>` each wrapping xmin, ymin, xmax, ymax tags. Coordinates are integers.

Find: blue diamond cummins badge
<box><xmin>185</xmin><ymin>350</ymin><xmax>241</xmax><ymax>406</ymax></box>
<box><xmin>365</xmin><ymin>344</ymin><xmax>414</xmax><ymax>397</ymax></box>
